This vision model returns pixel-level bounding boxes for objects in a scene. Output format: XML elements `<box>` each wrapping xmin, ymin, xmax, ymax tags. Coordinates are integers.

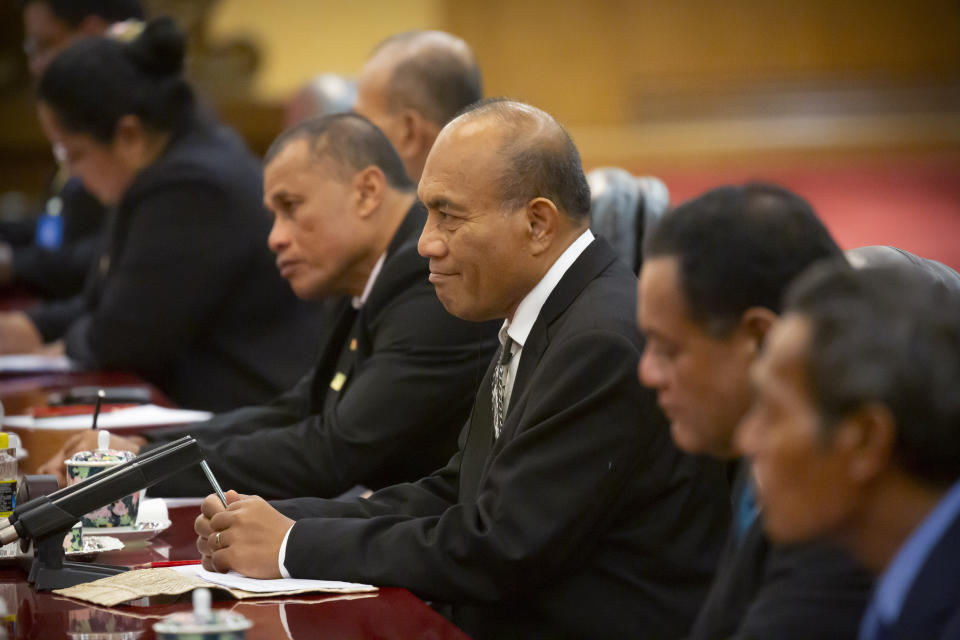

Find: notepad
<box><xmin>3</xmin><ymin>404</ymin><xmax>212</xmax><ymax>430</ymax></box>
<box><xmin>0</xmin><ymin>354</ymin><xmax>80</xmax><ymax>373</ymax></box>
<box><xmin>177</xmin><ymin>564</ymin><xmax>376</xmax><ymax>595</ymax></box>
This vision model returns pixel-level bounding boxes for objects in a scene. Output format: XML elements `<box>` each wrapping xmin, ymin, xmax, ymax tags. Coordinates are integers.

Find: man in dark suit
<box><xmin>38</xmin><ymin>113</ymin><xmax>498</xmax><ymax>499</ymax></box>
<box><xmin>738</xmin><ymin>262</ymin><xmax>960</xmax><ymax>640</ymax></box>
<box><xmin>194</xmin><ymin>99</ymin><xmax>730</xmax><ymax>639</ymax></box>
<box><xmin>637</xmin><ymin>184</ymin><xmax>874</xmax><ymax>639</ymax></box>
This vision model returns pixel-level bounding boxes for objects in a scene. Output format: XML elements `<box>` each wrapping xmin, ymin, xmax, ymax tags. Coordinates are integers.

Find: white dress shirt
<box><xmin>498</xmin><ymin>228</ymin><xmax>595</xmax><ymax>413</ymax></box>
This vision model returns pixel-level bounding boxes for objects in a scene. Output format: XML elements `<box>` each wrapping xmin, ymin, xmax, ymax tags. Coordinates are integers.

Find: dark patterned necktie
<box><xmin>492</xmin><ymin>336</ymin><xmax>515</xmax><ymax>439</ymax></box>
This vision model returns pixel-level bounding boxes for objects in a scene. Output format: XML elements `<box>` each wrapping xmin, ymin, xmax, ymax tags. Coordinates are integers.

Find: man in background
<box><xmin>739</xmin><ymin>262</ymin><xmax>960</xmax><ymax>640</ymax></box>
<box><xmin>637</xmin><ymin>183</ymin><xmax>873</xmax><ymax>638</ymax></box>
<box><xmin>353</xmin><ymin>30</ymin><xmax>481</xmax><ymax>182</ymax></box>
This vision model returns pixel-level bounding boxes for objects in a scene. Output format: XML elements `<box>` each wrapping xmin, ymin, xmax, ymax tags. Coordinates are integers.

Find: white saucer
<box><xmin>83</xmin><ymin>520</ymin><xmax>172</xmax><ymax>542</ymax></box>
<box><xmin>66</xmin><ymin>535</ymin><xmax>124</xmax><ymax>561</ymax></box>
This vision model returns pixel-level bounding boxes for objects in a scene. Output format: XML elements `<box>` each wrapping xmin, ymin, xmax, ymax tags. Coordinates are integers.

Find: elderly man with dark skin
<box><xmin>739</xmin><ymin>262</ymin><xmax>960</xmax><ymax>640</ymax></box>
<box><xmin>637</xmin><ymin>184</ymin><xmax>874</xmax><ymax>639</ymax></box>
<box><xmin>194</xmin><ymin>100</ymin><xmax>730</xmax><ymax>639</ymax></box>
<box><xmin>38</xmin><ymin>113</ymin><xmax>498</xmax><ymax>500</ymax></box>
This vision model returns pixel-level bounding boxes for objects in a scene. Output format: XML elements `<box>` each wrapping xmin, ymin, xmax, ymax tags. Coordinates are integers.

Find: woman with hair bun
<box><xmin>0</xmin><ymin>17</ymin><xmax>321</xmax><ymax>411</ymax></box>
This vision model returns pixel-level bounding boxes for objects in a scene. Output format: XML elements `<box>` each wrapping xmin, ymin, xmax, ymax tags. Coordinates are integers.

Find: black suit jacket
<box><xmin>690</xmin><ymin>463</ymin><xmax>873</xmax><ymax>639</ymax></box>
<box><xmin>876</xmin><ymin>501</ymin><xmax>960</xmax><ymax>639</ymax></box>
<box><xmin>27</xmin><ymin>115</ymin><xmax>322</xmax><ymax>411</ymax></box>
<box><xmin>143</xmin><ymin>203</ymin><xmax>499</xmax><ymax>499</ymax></box>
<box><xmin>273</xmin><ymin>238</ymin><xmax>731</xmax><ymax>639</ymax></box>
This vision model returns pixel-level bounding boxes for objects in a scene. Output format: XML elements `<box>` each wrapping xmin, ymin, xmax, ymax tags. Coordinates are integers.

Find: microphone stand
<box><xmin>2</xmin><ymin>436</ymin><xmax>204</xmax><ymax>590</ymax></box>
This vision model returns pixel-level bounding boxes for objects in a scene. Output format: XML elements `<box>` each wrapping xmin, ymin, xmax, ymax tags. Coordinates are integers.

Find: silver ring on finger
<box><xmin>215</xmin><ymin>531</ymin><xmax>222</xmax><ymax>549</ymax></box>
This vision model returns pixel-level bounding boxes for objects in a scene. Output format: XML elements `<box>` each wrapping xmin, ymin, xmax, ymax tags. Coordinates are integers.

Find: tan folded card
<box><xmin>54</xmin><ymin>568</ymin><xmax>377</xmax><ymax>607</ymax></box>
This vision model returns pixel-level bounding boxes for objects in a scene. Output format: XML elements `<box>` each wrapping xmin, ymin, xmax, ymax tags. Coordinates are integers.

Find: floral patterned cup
<box><xmin>62</xmin><ymin>521</ymin><xmax>83</xmax><ymax>552</ymax></box>
<box><xmin>64</xmin><ymin>449</ymin><xmax>139</xmax><ymax>528</ymax></box>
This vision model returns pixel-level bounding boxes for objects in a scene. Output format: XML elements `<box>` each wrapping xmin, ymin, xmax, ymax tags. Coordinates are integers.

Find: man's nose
<box><xmin>638</xmin><ymin>348</ymin><xmax>665</xmax><ymax>389</ymax></box>
<box><xmin>267</xmin><ymin>217</ymin><xmax>288</xmax><ymax>254</ymax></box>
<box><xmin>418</xmin><ymin>221</ymin><xmax>446</xmax><ymax>259</ymax></box>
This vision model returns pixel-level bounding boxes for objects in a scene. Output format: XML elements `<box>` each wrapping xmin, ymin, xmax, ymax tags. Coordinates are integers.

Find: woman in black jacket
<box><xmin>0</xmin><ymin>17</ymin><xmax>321</xmax><ymax>411</ymax></box>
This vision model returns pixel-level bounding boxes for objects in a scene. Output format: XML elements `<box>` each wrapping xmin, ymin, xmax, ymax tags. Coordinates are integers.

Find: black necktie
<box><xmin>492</xmin><ymin>336</ymin><xmax>514</xmax><ymax>439</ymax></box>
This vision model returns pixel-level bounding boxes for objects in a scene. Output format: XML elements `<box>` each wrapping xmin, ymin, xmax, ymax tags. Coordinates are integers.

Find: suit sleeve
<box><xmin>12</xmin><ymin>233</ymin><xmax>101</xmax><ymax>300</ymax></box>
<box><xmin>62</xmin><ymin>183</ymin><xmax>248</xmax><ymax>373</ymax></box>
<box><xmin>141</xmin><ymin>368</ymin><xmax>316</xmax><ymax>496</ymax></box>
<box><xmin>734</xmin><ymin>543</ymin><xmax>872</xmax><ymax>640</ymax></box>
<box><xmin>281</xmin><ymin>329</ymin><xmax>649</xmax><ymax>604</ymax></box>
<box><xmin>271</xmin><ymin>424</ymin><xmax>467</xmax><ymax>520</ymax></box>
<box><xmin>148</xmin><ymin>284</ymin><xmax>490</xmax><ymax>500</ymax></box>
<box><xmin>25</xmin><ymin>294</ymin><xmax>86</xmax><ymax>341</ymax></box>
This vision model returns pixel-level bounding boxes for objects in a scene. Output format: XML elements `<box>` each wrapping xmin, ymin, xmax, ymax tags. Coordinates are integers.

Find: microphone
<box><xmin>0</xmin><ymin>436</ymin><xmax>197</xmax><ymax>539</ymax></box>
<box><xmin>0</xmin><ymin>436</ymin><xmax>203</xmax><ymax>545</ymax></box>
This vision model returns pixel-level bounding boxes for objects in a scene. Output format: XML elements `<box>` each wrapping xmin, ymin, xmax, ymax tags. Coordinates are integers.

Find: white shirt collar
<box><xmin>352</xmin><ymin>253</ymin><xmax>386</xmax><ymax>309</ymax></box>
<box><xmin>499</xmin><ymin>229</ymin><xmax>595</xmax><ymax>349</ymax></box>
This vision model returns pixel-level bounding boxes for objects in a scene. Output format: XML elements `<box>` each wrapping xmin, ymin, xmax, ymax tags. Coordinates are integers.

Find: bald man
<box><xmin>194</xmin><ymin>99</ymin><xmax>729</xmax><ymax>639</ymax></box>
<box><xmin>354</xmin><ymin>30</ymin><xmax>481</xmax><ymax>181</ymax></box>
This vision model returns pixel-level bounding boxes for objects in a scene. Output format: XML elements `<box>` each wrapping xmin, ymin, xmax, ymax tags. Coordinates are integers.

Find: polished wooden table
<box><xmin>0</xmin><ymin>505</ymin><xmax>471</xmax><ymax>639</ymax></box>
<box><xmin>0</xmin><ymin>366</ymin><xmax>471</xmax><ymax>638</ymax></box>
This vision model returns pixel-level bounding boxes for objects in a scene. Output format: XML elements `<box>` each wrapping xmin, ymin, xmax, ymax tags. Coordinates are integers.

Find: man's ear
<box><xmin>739</xmin><ymin>307</ymin><xmax>778</xmax><ymax>355</ymax></box>
<box><xmin>393</xmin><ymin>110</ymin><xmax>424</xmax><ymax>158</ymax></box>
<box><xmin>832</xmin><ymin>403</ymin><xmax>896</xmax><ymax>484</ymax></box>
<box><xmin>525</xmin><ymin>197</ymin><xmax>561</xmax><ymax>256</ymax></box>
<box><xmin>394</xmin><ymin>109</ymin><xmax>439</xmax><ymax>168</ymax></box>
<box><xmin>353</xmin><ymin>165</ymin><xmax>386</xmax><ymax>218</ymax></box>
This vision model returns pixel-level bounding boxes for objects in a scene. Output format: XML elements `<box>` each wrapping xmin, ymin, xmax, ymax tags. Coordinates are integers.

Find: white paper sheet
<box><xmin>2</xmin><ymin>404</ymin><xmax>212</xmax><ymax>430</ymax></box>
<box><xmin>174</xmin><ymin>564</ymin><xmax>376</xmax><ymax>594</ymax></box>
<box><xmin>0</xmin><ymin>354</ymin><xmax>80</xmax><ymax>373</ymax></box>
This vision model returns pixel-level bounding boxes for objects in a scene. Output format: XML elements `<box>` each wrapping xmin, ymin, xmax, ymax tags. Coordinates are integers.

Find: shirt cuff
<box><xmin>277</xmin><ymin>522</ymin><xmax>295</xmax><ymax>579</ymax></box>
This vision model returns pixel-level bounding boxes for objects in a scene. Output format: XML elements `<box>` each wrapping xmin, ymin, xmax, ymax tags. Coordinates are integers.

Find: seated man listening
<box><xmin>194</xmin><ymin>99</ymin><xmax>731</xmax><ymax>639</ymax></box>
<box><xmin>739</xmin><ymin>260</ymin><xmax>960</xmax><ymax>640</ymax></box>
<box><xmin>637</xmin><ymin>184</ymin><xmax>873</xmax><ymax>639</ymax></box>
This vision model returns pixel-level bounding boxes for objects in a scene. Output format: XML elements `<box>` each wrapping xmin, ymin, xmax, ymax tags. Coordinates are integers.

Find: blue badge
<box><xmin>36</xmin><ymin>197</ymin><xmax>64</xmax><ymax>249</ymax></box>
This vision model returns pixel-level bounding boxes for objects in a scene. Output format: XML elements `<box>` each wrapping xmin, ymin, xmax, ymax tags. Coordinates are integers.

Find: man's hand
<box><xmin>0</xmin><ymin>312</ymin><xmax>43</xmax><ymax>354</ymax></box>
<box><xmin>195</xmin><ymin>490</ymin><xmax>294</xmax><ymax>579</ymax></box>
<box><xmin>37</xmin><ymin>432</ymin><xmax>146</xmax><ymax>485</ymax></box>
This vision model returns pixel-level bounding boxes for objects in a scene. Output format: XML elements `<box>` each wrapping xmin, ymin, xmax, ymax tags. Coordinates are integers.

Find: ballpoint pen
<box><xmin>91</xmin><ymin>389</ymin><xmax>105</xmax><ymax>430</ymax></box>
<box><xmin>200</xmin><ymin>460</ymin><xmax>228</xmax><ymax>508</ymax></box>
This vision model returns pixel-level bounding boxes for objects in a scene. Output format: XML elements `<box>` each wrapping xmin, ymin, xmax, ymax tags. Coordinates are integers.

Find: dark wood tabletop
<box><xmin>0</xmin><ymin>505</ymin><xmax>471</xmax><ymax>639</ymax></box>
<box><xmin>0</xmin><ymin>367</ymin><xmax>471</xmax><ymax>639</ymax></box>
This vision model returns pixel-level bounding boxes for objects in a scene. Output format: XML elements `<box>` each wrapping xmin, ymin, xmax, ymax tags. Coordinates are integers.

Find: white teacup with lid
<box><xmin>153</xmin><ymin>588</ymin><xmax>252</xmax><ymax>639</ymax></box>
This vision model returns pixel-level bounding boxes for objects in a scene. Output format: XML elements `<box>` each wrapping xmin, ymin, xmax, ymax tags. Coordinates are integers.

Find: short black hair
<box><xmin>644</xmin><ymin>183</ymin><xmax>843</xmax><ymax>336</ymax></box>
<box><xmin>38</xmin><ymin>16</ymin><xmax>193</xmax><ymax>142</ymax></box>
<box><xmin>21</xmin><ymin>0</ymin><xmax>143</xmax><ymax>27</ymax></box>
<box><xmin>265</xmin><ymin>112</ymin><xmax>415</xmax><ymax>191</ymax></box>
<box><xmin>785</xmin><ymin>262</ymin><xmax>960</xmax><ymax>487</ymax></box>
<box><xmin>457</xmin><ymin>98</ymin><xmax>591</xmax><ymax>221</ymax></box>
<box><xmin>373</xmin><ymin>30</ymin><xmax>482</xmax><ymax>127</ymax></box>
